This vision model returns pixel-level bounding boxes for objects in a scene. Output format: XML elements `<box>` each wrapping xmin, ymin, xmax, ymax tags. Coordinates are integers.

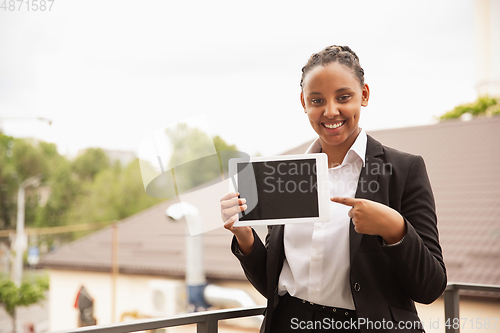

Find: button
<box><xmin>332</xmin><ymin>308</ymin><xmax>336</xmax><ymax>312</ymax></box>
<box><xmin>354</xmin><ymin>283</ymin><xmax>361</xmax><ymax>292</ymax></box>
<box><xmin>313</xmin><ymin>255</ymin><xmax>320</xmax><ymax>261</ymax></box>
<box><xmin>312</xmin><ymin>289</ymin><xmax>317</xmax><ymax>294</ymax></box>
<box><xmin>345</xmin><ymin>311</ymin><xmax>349</xmax><ymax>316</ymax></box>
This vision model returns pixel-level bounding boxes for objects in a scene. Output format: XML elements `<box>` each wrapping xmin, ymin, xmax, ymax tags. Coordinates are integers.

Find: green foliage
<box><xmin>66</xmin><ymin>159</ymin><xmax>163</xmax><ymax>228</ymax></box>
<box><xmin>0</xmin><ymin>279</ymin><xmax>17</xmax><ymax>314</ymax></box>
<box><xmin>0</xmin><ymin>130</ymin><xmax>238</xmax><ymax>241</ymax></box>
<box><xmin>0</xmin><ymin>136</ymin><xmax>111</xmax><ymax>233</ymax></box>
<box><xmin>9</xmin><ymin>139</ymin><xmax>46</xmax><ymax>181</ymax></box>
<box><xmin>166</xmin><ymin>123</ymin><xmax>216</xmax><ymax>169</ymax></box>
<box><xmin>72</xmin><ymin>148</ymin><xmax>110</xmax><ymax>181</ymax></box>
<box><xmin>0</xmin><ymin>136</ymin><xmax>53</xmax><ymax>230</ymax></box>
<box><xmin>213</xmin><ymin>135</ymin><xmax>237</xmax><ymax>154</ymax></box>
<box><xmin>0</xmin><ymin>135</ymin><xmax>16</xmax><ymax>229</ymax></box>
<box><xmin>34</xmin><ymin>159</ymin><xmax>82</xmax><ymax>228</ymax></box>
<box><xmin>439</xmin><ymin>96</ymin><xmax>500</xmax><ymax>120</ymax></box>
<box><xmin>0</xmin><ymin>275</ymin><xmax>49</xmax><ymax>316</ymax></box>
<box><xmin>165</xmin><ymin>124</ymin><xmax>238</xmax><ymax>192</ymax></box>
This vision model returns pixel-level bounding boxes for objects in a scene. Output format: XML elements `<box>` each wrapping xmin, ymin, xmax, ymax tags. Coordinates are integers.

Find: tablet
<box><xmin>228</xmin><ymin>153</ymin><xmax>330</xmax><ymax>226</ymax></box>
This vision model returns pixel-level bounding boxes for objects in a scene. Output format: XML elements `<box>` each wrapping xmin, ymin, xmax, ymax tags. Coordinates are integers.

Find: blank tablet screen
<box><xmin>237</xmin><ymin>158</ymin><xmax>319</xmax><ymax>221</ymax></box>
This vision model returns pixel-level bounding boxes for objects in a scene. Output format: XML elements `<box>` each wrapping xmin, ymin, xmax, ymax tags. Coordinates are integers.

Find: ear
<box><xmin>300</xmin><ymin>92</ymin><xmax>306</xmax><ymax>112</ymax></box>
<box><xmin>361</xmin><ymin>84</ymin><xmax>370</xmax><ymax>107</ymax></box>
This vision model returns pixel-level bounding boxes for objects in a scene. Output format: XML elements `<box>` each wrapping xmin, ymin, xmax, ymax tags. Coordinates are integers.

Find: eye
<box><xmin>310</xmin><ymin>98</ymin><xmax>324</xmax><ymax>104</ymax></box>
<box><xmin>338</xmin><ymin>95</ymin><xmax>352</xmax><ymax>102</ymax></box>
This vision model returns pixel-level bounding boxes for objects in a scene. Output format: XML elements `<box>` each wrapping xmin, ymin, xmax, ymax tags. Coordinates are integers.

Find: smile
<box><xmin>323</xmin><ymin>121</ymin><xmax>345</xmax><ymax>129</ymax></box>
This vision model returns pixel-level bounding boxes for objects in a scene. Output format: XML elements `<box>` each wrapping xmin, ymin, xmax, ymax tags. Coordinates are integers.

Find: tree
<box><xmin>0</xmin><ymin>134</ymin><xmax>16</xmax><ymax>230</ymax></box>
<box><xmin>0</xmin><ymin>130</ymin><xmax>238</xmax><ymax>242</ymax></box>
<box><xmin>165</xmin><ymin>124</ymin><xmax>238</xmax><ymax>193</ymax></box>
<box><xmin>0</xmin><ymin>135</ymin><xmax>60</xmax><ymax>230</ymax></box>
<box><xmin>72</xmin><ymin>148</ymin><xmax>110</xmax><ymax>182</ymax></box>
<box><xmin>34</xmin><ymin>148</ymin><xmax>111</xmax><ymax>231</ymax></box>
<box><xmin>439</xmin><ymin>96</ymin><xmax>500</xmax><ymax>120</ymax></box>
<box><xmin>33</xmin><ymin>159</ymin><xmax>82</xmax><ymax>229</ymax></box>
<box><xmin>65</xmin><ymin>159</ymin><xmax>163</xmax><ymax>231</ymax></box>
<box><xmin>0</xmin><ymin>276</ymin><xmax>49</xmax><ymax>333</ymax></box>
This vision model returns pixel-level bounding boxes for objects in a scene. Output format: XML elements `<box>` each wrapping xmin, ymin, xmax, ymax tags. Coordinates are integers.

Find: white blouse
<box><xmin>277</xmin><ymin>129</ymin><xmax>367</xmax><ymax>310</ymax></box>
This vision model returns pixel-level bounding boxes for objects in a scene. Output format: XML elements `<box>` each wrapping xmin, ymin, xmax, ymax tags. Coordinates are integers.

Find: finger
<box><xmin>221</xmin><ymin>197</ymin><xmax>246</xmax><ymax>210</ymax></box>
<box><xmin>225</xmin><ymin>215</ymin><xmax>252</xmax><ymax>232</ymax></box>
<box><xmin>348</xmin><ymin>208</ymin><xmax>354</xmax><ymax>219</ymax></box>
<box><xmin>220</xmin><ymin>192</ymin><xmax>239</xmax><ymax>202</ymax></box>
<box><xmin>331</xmin><ymin>197</ymin><xmax>359</xmax><ymax>207</ymax></box>
<box><xmin>222</xmin><ymin>204</ymin><xmax>247</xmax><ymax>221</ymax></box>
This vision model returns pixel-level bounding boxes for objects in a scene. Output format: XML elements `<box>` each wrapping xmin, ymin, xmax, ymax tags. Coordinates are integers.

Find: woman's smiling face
<box><xmin>300</xmin><ymin>62</ymin><xmax>369</xmax><ymax>151</ymax></box>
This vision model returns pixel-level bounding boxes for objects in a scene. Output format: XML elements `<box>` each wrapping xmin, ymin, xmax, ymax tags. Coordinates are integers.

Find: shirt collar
<box><xmin>305</xmin><ymin>129</ymin><xmax>367</xmax><ymax>167</ymax></box>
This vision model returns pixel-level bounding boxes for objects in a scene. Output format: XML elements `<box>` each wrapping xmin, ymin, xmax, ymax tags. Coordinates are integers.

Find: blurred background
<box><xmin>0</xmin><ymin>0</ymin><xmax>499</xmax><ymax>332</ymax></box>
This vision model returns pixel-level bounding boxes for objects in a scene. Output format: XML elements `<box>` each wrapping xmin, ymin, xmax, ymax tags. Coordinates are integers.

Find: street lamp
<box><xmin>14</xmin><ymin>173</ymin><xmax>42</xmax><ymax>286</ymax></box>
<box><xmin>0</xmin><ymin>117</ymin><xmax>52</xmax><ymax>133</ymax></box>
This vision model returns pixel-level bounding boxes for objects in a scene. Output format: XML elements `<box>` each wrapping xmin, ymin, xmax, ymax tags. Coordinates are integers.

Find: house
<box><xmin>38</xmin><ymin>196</ymin><xmax>268</xmax><ymax>331</ymax></box>
<box><xmin>40</xmin><ymin>116</ymin><xmax>500</xmax><ymax>332</ymax></box>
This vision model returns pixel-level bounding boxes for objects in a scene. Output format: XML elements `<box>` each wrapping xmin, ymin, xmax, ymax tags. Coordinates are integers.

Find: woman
<box><xmin>220</xmin><ymin>45</ymin><xmax>446</xmax><ymax>333</ymax></box>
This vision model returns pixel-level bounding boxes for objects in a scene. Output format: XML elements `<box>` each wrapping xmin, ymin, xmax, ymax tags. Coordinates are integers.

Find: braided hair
<box><xmin>300</xmin><ymin>45</ymin><xmax>365</xmax><ymax>90</ymax></box>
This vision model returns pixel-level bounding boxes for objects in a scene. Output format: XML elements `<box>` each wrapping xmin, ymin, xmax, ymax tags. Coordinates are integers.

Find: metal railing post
<box><xmin>444</xmin><ymin>285</ymin><xmax>460</xmax><ymax>333</ymax></box>
<box><xmin>197</xmin><ymin>318</ymin><xmax>218</xmax><ymax>333</ymax></box>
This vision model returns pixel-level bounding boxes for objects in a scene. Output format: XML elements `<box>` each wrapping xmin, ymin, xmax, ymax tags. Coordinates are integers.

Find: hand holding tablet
<box><xmin>226</xmin><ymin>153</ymin><xmax>331</xmax><ymax>226</ymax></box>
<box><xmin>220</xmin><ymin>191</ymin><xmax>255</xmax><ymax>254</ymax></box>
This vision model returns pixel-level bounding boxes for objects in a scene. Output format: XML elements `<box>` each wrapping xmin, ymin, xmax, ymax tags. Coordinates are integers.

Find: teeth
<box><xmin>324</xmin><ymin>121</ymin><xmax>344</xmax><ymax>129</ymax></box>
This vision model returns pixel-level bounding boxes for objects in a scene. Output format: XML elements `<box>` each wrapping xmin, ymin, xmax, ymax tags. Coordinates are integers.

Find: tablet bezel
<box><xmin>228</xmin><ymin>153</ymin><xmax>330</xmax><ymax>226</ymax></box>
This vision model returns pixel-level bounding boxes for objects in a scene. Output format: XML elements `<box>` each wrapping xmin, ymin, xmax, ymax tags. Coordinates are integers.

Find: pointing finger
<box><xmin>331</xmin><ymin>197</ymin><xmax>359</xmax><ymax>207</ymax></box>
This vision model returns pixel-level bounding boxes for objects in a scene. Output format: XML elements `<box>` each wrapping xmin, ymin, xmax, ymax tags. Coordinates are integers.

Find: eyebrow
<box><xmin>308</xmin><ymin>87</ymin><xmax>353</xmax><ymax>95</ymax></box>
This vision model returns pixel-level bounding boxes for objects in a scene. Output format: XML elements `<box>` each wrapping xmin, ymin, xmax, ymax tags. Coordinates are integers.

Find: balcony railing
<box><xmin>444</xmin><ymin>283</ymin><xmax>500</xmax><ymax>333</ymax></box>
<box><xmin>53</xmin><ymin>283</ymin><xmax>500</xmax><ymax>333</ymax></box>
<box><xmin>53</xmin><ymin>306</ymin><xmax>266</xmax><ymax>333</ymax></box>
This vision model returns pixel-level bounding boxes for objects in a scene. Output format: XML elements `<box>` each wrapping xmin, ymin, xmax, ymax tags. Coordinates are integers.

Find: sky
<box><xmin>0</xmin><ymin>0</ymin><xmax>478</xmax><ymax>158</ymax></box>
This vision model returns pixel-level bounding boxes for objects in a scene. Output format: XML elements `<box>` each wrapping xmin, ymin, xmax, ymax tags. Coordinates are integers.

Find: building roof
<box><xmin>39</xmin><ymin>193</ymin><xmax>254</xmax><ymax>280</ymax></box>
<box><xmin>367</xmin><ymin>117</ymin><xmax>500</xmax><ymax>289</ymax></box>
<box><xmin>40</xmin><ymin>116</ymin><xmax>500</xmax><ymax>287</ymax></box>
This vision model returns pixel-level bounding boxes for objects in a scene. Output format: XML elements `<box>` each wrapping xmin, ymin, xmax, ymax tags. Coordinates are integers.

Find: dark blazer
<box><xmin>232</xmin><ymin>135</ymin><xmax>447</xmax><ymax>333</ymax></box>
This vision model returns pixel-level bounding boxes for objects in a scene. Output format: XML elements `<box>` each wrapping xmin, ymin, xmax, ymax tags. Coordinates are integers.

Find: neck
<box><xmin>321</xmin><ymin>127</ymin><xmax>361</xmax><ymax>167</ymax></box>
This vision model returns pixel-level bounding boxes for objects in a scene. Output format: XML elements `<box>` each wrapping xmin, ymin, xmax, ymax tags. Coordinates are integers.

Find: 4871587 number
<box><xmin>1</xmin><ymin>0</ymin><xmax>55</xmax><ymax>11</ymax></box>
<box><xmin>444</xmin><ymin>317</ymin><xmax>498</xmax><ymax>330</ymax></box>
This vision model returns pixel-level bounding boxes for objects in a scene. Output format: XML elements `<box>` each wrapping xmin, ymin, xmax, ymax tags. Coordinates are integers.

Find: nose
<box><xmin>323</xmin><ymin>103</ymin><xmax>340</xmax><ymax>118</ymax></box>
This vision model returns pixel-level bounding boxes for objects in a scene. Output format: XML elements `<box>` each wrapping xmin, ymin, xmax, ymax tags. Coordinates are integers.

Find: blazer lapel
<box><xmin>350</xmin><ymin>135</ymin><xmax>384</xmax><ymax>265</ymax></box>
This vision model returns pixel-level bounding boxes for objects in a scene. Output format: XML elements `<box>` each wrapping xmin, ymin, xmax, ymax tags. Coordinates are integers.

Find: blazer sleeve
<box><xmin>382</xmin><ymin>155</ymin><xmax>447</xmax><ymax>304</ymax></box>
<box><xmin>231</xmin><ymin>227</ymin><xmax>270</xmax><ymax>298</ymax></box>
